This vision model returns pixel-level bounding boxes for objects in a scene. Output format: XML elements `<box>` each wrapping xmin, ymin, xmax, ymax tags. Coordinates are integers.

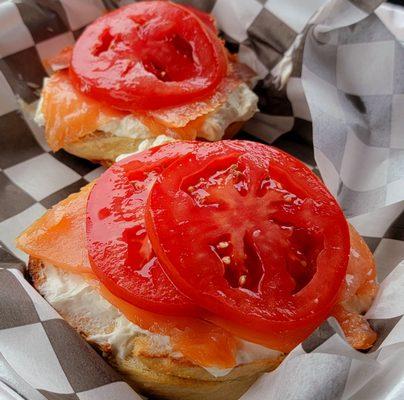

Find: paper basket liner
<box><xmin>0</xmin><ymin>1</ymin><xmax>403</xmax><ymax>399</ymax></box>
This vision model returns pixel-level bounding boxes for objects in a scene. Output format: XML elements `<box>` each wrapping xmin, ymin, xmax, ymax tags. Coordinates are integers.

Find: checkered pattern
<box><xmin>0</xmin><ymin>243</ymin><xmax>140</xmax><ymax>400</ymax></box>
<box><xmin>0</xmin><ymin>0</ymin><xmax>404</xmax><ymax>399</ymax></box>
<box><xmin>302</xmin><ymin>5</ymin><xmax>404</xmax><ymax>217</ymax></box>
<box><xmin>0</xmin><ymin>0</ymin><xmax>108</xmax><ymax>261</ymax></box>
<box><xmin>244</xmin><ymin>198</ymin><xmax>404</xmax><ymax>400</ymax></box>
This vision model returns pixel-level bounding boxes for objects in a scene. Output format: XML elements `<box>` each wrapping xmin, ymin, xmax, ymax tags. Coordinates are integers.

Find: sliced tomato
<box><xmin>70</xmin><ymin>1</ymin><xmax>227</xmax><ymax>111</ymax></box>
<box><xmin>86</xmin><ymin>141</ymin><xmax>202</xmax><ymax>316</ymax></box>
<box><xmin>182</xmin><ymin>5</ymin><xmax>218</xmax><ymax>33</ymax></box>
<box><xmin>145</xmin><ymin>140</ymin><xmax>350</xmax><ymax>352</ymax></box>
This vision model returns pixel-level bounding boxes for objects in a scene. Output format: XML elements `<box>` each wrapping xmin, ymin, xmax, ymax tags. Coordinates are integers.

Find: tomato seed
<box><xmin>239</xmin><ymin>275</ymin><xmax>247</xmax><ymax>287</ymax></box>
<box><xmin>222</xmin><ymin>256</ymin><xmax>231</xmax><ymax>265</ymax></box>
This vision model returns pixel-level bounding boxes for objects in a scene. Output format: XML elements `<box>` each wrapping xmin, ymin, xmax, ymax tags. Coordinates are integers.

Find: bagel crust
<box><xmin>63</xmin><ymin>121</ymin><xmax>246</xmax><ymax>167</ymax></box>
<box><xmin>28</xmin><ymin>257</ymin><xmax>284</xmax><ymax>400</ymax></box>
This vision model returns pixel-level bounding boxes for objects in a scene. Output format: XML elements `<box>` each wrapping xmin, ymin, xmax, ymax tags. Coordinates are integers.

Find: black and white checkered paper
<box><xmin>0</xmin><ymin>1</ymin><xmax>404</xmax><ymax>399</ymax></box>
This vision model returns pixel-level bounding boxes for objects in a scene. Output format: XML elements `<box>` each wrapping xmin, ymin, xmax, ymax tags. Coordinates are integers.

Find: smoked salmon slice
<box><xmin>99</xmin><ymin>283</ymin><xmax>237</xmax><ymax>368</ymax></box>
<box><xmin>16</xmin><ymin>183</ymin><xmax>94</xmax><ymax>274</ymax></box>
<box><xmin>331</xmin><ymin>225</ymin><xmax>378</xmax><ymax>349</ymax></box>
<box><xmin>39</xmin><ymin>62</ymin><xmax>249</xmax><ymax>151</ymax></box>
<box><xmin>41</xmin><ymin>71</ymin><xmax>123</xmax><ymax>151</ymax></box>
<box><xmin>147</xmin><ymin>63</ymin><xmax>250</xmax><ymax>128</ymax></box>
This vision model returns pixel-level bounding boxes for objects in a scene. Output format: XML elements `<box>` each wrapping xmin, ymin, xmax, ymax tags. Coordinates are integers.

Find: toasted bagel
<box><xmin>28</xmin><ymin>257</ymin><xmax>284</xmax><ymax>400</ymax></box>
<box><xmin>64</xmin><ymin>121</ymin><xmax>245</xmax><ymax>167</ymax></box>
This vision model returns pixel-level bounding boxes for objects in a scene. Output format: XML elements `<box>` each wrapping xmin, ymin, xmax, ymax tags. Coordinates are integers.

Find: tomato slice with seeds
<box><xmin>86</xmin><ymin>142</ymin><xmax>200</xmax><ymax>316</ymax></box>
<box><xmin>70</xmin><ymin>1</ymin><xmax>227</xmax><ymax>111</ymax></box>
<box><xmin>145</xmin><ymin>141</ymin><xmax>350</xmax><ymax>351</ymax></box>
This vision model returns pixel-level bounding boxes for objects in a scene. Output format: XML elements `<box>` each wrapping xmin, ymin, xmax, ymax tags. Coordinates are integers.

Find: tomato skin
<box><xmin>145</xmin><ymin>140</ymin><xmax>350</xmax><ymax>352</ymax></box>
<box><xmin>181</xmin><ymin>4</ymin><xmax>218</xmax><ymax>33</ymax></box>
<box><xmin>70</xmin><ymin>1</ymin><xmax>228</xmax><ymax>111</ymax></box>
<box><xmin>86</xmin><ymin>142</ymin><xmax>202</xmax><ymax>316</ymax></box>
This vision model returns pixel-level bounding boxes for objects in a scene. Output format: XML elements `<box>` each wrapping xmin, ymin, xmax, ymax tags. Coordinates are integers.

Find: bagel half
<box><xmin>28</xmin><ymin>257</ymin><xmax>284</xmax><ymax>400</ymax></box>
<box><xmin>64</xmin><ymin>121</ymin><xmax>246</xmax><ymax>168</ymax></box>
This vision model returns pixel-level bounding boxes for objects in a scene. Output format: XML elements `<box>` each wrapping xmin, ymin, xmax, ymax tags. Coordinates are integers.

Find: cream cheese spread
<box><xmin>34</xmin><ymin>82</ymin><xmax>258</xmax><ymax>144</ymax></box>
<box><xmin>40</xmin><ymin>263</ymin><xmax>282</xmax><ymax>377</ymax></box>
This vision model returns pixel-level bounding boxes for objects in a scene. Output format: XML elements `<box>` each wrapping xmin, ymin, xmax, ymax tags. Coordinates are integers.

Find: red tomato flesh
<box><xmin>86</xmin><ymin>142</ymin><xmax>200</xmax><ymax>316</ymax></box>
<box><xmin>70</xmin><ymin>1</ymin><xmax>227</xmax><ymax>111</ymax></box>
<box><xmin>145</xmin><ymin>141</ymin><xmax>350</xmax><ymax>351</ymax></box>
<box><xmin>182</xmin><ymin>5</ymin><xmax>218</xmax><ymax>33</ymax></box>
